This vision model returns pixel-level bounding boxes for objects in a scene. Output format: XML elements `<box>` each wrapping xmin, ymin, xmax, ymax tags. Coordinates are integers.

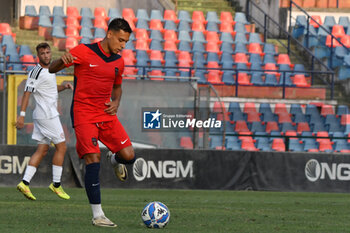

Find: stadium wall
<box><xmin>1</xmin><ymin>145</ymin><xmax>350</xmax><ymax>193</ymax></box>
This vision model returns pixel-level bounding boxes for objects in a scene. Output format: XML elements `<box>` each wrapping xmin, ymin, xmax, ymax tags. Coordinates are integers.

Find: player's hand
<box><xmin>64</xmin><ymin>83</ymin><xmax>74</xmax><ymax>90</ymax></box>
<box><xmin>104</xmin><ymin>101</ymin><xmax>119</xmax><ymax>115</ymax></box>
<box><xmin>15</xmin><ymin>116</ymin><xmax>25</xmax><ymax>129</ymax></box>
<box><xmin>60</xmin><ymin>52</ymin><xmax>77</xmax><ymax>65</ymax></box>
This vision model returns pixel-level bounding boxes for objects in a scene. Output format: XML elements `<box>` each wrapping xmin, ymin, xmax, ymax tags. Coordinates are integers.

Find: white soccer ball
<box><xmin>141</xmin><ymin>201</ymin><xmax>170</xmax><ymax>228</ymax></box>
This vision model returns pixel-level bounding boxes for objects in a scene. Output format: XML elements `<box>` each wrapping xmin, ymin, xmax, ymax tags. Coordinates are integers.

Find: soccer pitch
<box><xmin>1</xmin><ymin>187</ymin><xmax>350</xmax><ymax>233</ymax></box>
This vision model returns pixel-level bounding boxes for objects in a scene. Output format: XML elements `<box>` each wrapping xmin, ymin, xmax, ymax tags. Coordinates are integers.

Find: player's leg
<box><xmin>75</xmin><ymin>123</ymin><xmax>117</xmax><ymax>227</ymax></box>
<box><xmin>49</xmin><ymin>141</ymin><xmax>70</xmax><ymax>200</ymax></box>
<box><xmin>101</xmin><ymin>118</ymin><xmax>135</xmax><ymax>181</ymax></box>
<box><xmin>17</xmin><ymin>143</ymin><xmax>49</xmax><ymax>200</ymax></box>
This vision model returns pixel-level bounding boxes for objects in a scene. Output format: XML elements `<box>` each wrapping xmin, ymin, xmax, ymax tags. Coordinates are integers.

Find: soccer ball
<box><xmin>141</xmin><ymin>201</ymin><xmax>170</xmax><ymax>228</ymax></box>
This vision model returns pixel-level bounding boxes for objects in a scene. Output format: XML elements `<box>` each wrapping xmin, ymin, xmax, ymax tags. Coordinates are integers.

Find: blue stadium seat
<box><xmin>290</xmin><ymin>104</ymin><xmax>303</xmax><ymax>115</ymax></box>
<box><xmin>80</xmin><ymin>27</ymin><xmax>93</xmax><ymax>39</ymax></box>
<box><xmin>178</xmin><ymin>41</ymin><xmax>191</xmax><ymax>51</ymax></box>
<box><xmin>80</xmin><ymin>7</ymin><xmax>93</xmax><ymax>18</ymax></box>
<box><xmin>248</xmin><ymin>33</ymin><xmax>263</xmax><ymax>44</ymax></box>
<box><xmin>150</xmin><ymin>30</ymin><xmax>163</xmax><ymax>41</ymax></box>
<box><xmin>339</xmin><ymin>16</ymin><xmax>350</xmax><ymax>32</ymax></box>
<box><xmin>263</xmin><ymin>43</ymin><xmax>277</xmax><ymax>55</ymax></box>
<box><xmin>164</xmin><ymin>20</ymin><xmax>177</xmax><ymax>30</ymax></box>
<box><xmin>178</xmin><ymin>30</ymin><xmax>191</xmax><ymax>42</ymax></box>
<box><xmin>80</xmin><ymin>37</ymin><xmax>91</xmax><ymax>44</ymax></box>
<box><xmin>178</xmin><ymin>21</ymin><xmax>191</xmax><ymax>31</ymax></box>
<box><xmin>293</xmin><ymin>112</ymin><xmax>307</xmax><ymax>123</ymax></box>
<box><xmin>206</xmin><ymin>52</ymin><xmax>219</xmax><ymax>62</ymax></box>
<box><xmin>220</xmin><ymin>32</ymin><xmax>234</xmax><ymax>44</ymax></box>
<box><xmin>80</xmin><ymin>17</ymin><xmax>93</xmax><ymax>28</ymax></box>
<box><xmin>94</xmin><ymin>28</ymin><xmax>106</xmax><ymax>38</ymax></box>
<box><xmin>18</xmin><ymin>45</ymin><xmax>32</xmax><ymax>57</ymax></box>
<box><xmin>259</xmin><ymin>103</ymin><xmax>273</xmax><ymax>115</ymax></box>
<box><xmin>52</xmin><ymin>16</ymin><xmax>65</xmax><ymax>27</ymax></box>
<box><xmin>301</xmin><ymin>25</ymin><xmax>318</xmax><ymax>48</ymax></box>
<box><xmin>261</xmin><ymin>112</ymin><xmax>276</xmax><ymax>122</ymax></box>
<box><xmin>295</xmin><ymin>15</ymin><xmax>307</xmax><ymax>27</ymax></box>
<box><xmin>311</xmin><ymin>122</ymin><xmax>326</xmax><ymax>133</ymax></box>
<box><xmin>108</xmin><ymin>8</ymin><xmax>122</xmax><ymax>18</ymax></box>
<box><xmin>250</xmin><ymin>63</ymin><xmax>263</xmax><ymax>74</ymax></box>
<box><xmin>231</xmin><ymin>111</ymin><xmax>246</xmax><ymax>121</ymax></box>
<box><xmin>263</xmin><ymin>54</ymin><xmax>276</xmax><ymax>64</ymax></box>
<box><xmin>289</xmin><ymin>139</ymin><xmax>304</xmax><ymax>152</ymax></box>
<box><xmin>125</xmin><ymin>41</ymin><xmax>135</xmax><ymax>50</ymax></box>
<box><xmin>206</xmin><ymin>11</ymin><xmax>220</xmax><ymax>23</ymax></box>
<box><xmin>280</xmin><ymin>122</ymin><xmax>295</xmax><ymax>133</ymax></box>
<box><xmin>178</xmin><ymin>10</ymin><xmax>192</xmax><ymax>22</ymax></box>
<box><xmin>250</xmin><ymin>121</ymin><xmax>265</xmax><ymax>132</ymax></box>
<box><xmin>249</xmin><ymin>53</ymin><xmax>262</xmax><ymax>65</ymax></box>
<box><xmin>234</xmin><ymin>22</ymin><xmax>247</xmax><ymax>33</ymax></box>
<box><xmin>226</xmin><ymin>138</ymin><xmax>241</xmax><ymax>150</ymax></box>
<box><xmin>293</xmin><ymin>63</ymin><xmax>307</xmax><ymax>76</ymax></box>
<box><xmin>51</xmin><ymin>26</ymin><xmax>66</xmax><ymax>38</ymax></box>
<box><xmin>234</xmin><ymin>12</ymin><xmax>249</xmax><ymax>24</ymax></box>
<box><xmin>222</xmin><ymin>71</ymin><xmax>236</xmax><ymax>85</ymax></box>
<box><xmin>221</xmin><ymin>42</ymin><xmax>234</xmax><ymax>54</ymax></box>
<box><xmin>193</xmin><ymin>70</ymin><xmax>207</xmax><ymax>84</ymax></box>
<box><xmin>136</xmin><ymin>9</ymin><xmax>149</xmax><ymax>21</ymax></box>
<box><xmin>334</xmin><ymin>140</ymin><xmax>350</xmax><ymax>152</ymax></box>
<box><xmin>233</xmin><ymin>42</ymin><xmax>247</xmax><ymax>54</ymax></box>
<box><xmin>264</xmin><ymin>74</ymin><xmax>278</xmax><ymax>86</ymax></box>
<box><xmin>256</xmin><ymin>138</ymin><xmax>271</xmax><ymax>151</ymax></box>
<box><xmin>305</xmin><ymin>104</ymin><xmax>319</xmax><ymax>116</ymax></box>
<box><xmin>303</xmin><ymin>140</ymin><xmax>318</xmax><ymax>151</ymax></box>
<box><xmin>221</xmin><ymin>61</ymin><xmax>234</xmax><ymax>69</ymax></box>
<box><xmin>192</xmin><ymin>41</ymin><xmax>205</xmax><ymax>52</ymax></box>
<box><xmin>149</xmin><ymin>60</ymin><xmax>163</xmax><ymax>70</ymax></box>
<box><xmin>192</xmin><ymin>31</ymin><xmax>206</xmax><ymax>43</ymax></box>
<box><xmin>234</xmin><ymin>32</ymin><xmax>248</xmax><ymax>44</ymax></box>
<box><xmin>220</xmin><ymin>52</ymin><xmax>233</xmax><ymax>63</ymax></box>
<box><xmin>39</xmin><ymin>5</ymin><xmax>51</xmax><ymax>16</ymax></box>
<box><xmin>53</xmin><ymin>6</ymin><xmax>65</xmax><ymax>17</ymax></box>
<box><xmin>222</xmin><ymin>121</ymin><xmax>235</xmax><ymax>134</ymax></box>
<box><xmin>206</xmin><ymin>22</ymin><xmax>219</xmax><ymax>32</ymax></box>
<box><xmin>164</xmin><ymin>51</ymin><xmax>177</xmax><ymax>62</ymax></box>
<box><xmin>250</xmin><ymin>72</ymin><xmax>264</xmax><ymax>85</ymax></box>
<box><xmin>228</xmin><ymin>102</ymin><xmax>241</xmax><ymax>113</ymax></box>
<box><xmin>324</xmin><ymin>16</ymin><xmax>336</xmax><ymax>31</ymax></box>
<box><xmin>136</xmin><ymin>19</ymin><xmax>149</xmax><ymax>30</ymax></box>
<box><xmin>150</xmin><ymin>40</ymin><xmax>163</xmax><ymax>50</ymax></box>
<box><xmin>24</xmin><ymin>5</ymin><xmax>37</xmax><ymax>17</ymax></box>
<box><xmin>193</xmin><ymin>60</ymin><xmax>206</xmax><ymax>68</ymax></box>
<box><xmin>337</xmin><ymin>105</ymin><xmax>349</xmax><ymax>115</ymax></box>
<box><xmin>150</xmin><ymin>10</ymin><xmax>163</xmax><ymax>21</ymax></box>
<box><xmin>164</xmin><ymin>59</ymin><xmax>177</xmax><ymax>68</ymax></box>
<box><xmin>338</xmin><ymin>54</ymin><xmax>350</xmax><ymax>80</ymax></box>
<box><xmin>136</xmin><ymin>50</ymin><xmax>150</xmax><ymax>61</ymax></box>
<box><xmin>38</xmin><ymin>15</ymin><xmax>52</xmax><ymax>27</ymax></box>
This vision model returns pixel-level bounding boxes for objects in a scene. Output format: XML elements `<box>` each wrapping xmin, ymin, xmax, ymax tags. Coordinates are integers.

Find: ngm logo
<box><xmin>133</xmin><ymin>158</ymin><xmax>194</xmax><ymax>181</ymax></box>
<box><xmin>0</xmin><ymin>155</ymin><xmax>30</xmax><ymax>174</ymax></box>
<box><xmin>305</xmin><ymin>159</ymin><xmax>350</xmax><ymax>182</ymax></box>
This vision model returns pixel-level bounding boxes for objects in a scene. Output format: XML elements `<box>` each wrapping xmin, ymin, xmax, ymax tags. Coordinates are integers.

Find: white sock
<box><xmin>91</xmin><ymin>204</ymin><xmax>105</xmax><ymax>218</ymax></box>
<box><xmin>23</xmin><ymin>165</ymin><xmax>37</xmax><ymax>183</ymax></box>
<box><xmin>52</xmin><ymin>165</ymin><xmax>63</xmax><ymax>183</ymax></box>
<box><xmin>110</xmin><ymin>153</ymin><xmax>118</xmax><ymax>166</ymax></box>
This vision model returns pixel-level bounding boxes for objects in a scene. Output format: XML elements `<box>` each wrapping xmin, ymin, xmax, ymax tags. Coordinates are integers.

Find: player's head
<box><xmin>36</xmin><ymin>42</ymin><xmax>52</xmax><ymax>67</ymax></box>
<box><xmin>105</xmin><ymin>18</ymin><xmax>132</xmax><ymax>54</ymax></box>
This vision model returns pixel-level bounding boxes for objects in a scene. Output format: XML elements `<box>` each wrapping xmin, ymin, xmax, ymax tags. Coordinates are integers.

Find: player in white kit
<box><xmin>16</xmin><ymin>42</ymin><xmax>73</xmax><ymax>200</ymax></box>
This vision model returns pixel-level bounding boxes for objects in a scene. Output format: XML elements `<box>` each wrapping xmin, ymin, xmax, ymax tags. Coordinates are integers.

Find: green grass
<box><xmin>1</xmin><ymin>187</ymin><xmax>350</xmax><ymax>232</ymax></box>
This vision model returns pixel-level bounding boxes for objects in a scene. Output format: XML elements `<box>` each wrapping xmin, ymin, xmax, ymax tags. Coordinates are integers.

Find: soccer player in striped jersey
<box><xmin>16</xmin><ymin>42</ymin><xmax>73</xmax><ymax>201</ymax></box>
<box><xmin>49</xmin><ymin>18</ymin><xmax>135</xmax><ymax>228</ymax></box>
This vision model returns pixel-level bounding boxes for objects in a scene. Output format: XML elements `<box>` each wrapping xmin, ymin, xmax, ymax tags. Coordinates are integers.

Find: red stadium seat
<box><xmin>67</xmin><ymin>6</ymin><xmax>80</xmax><ymax>19</ymax></box>
<box><xmin>192</xmin><ymin>11</ymin><xmax>206</xmax><ymax>23</ymax></box>
<box><xmin>297</xmin><ymin>122</ymin><xmax>310</xmax><ymax>134</ymax></box>
<box><xmin>206</xmin><ymin>41</ymin><xmax>221</xmax><ymax>53</ymax></box>
<box><xmin>121</xmin><ymin>49</ymin><xmax>135</xmax><ymax>62</ymax></box>
<box><xmin>65</xmin><ymin>37</ymin><xmax>79</xmax><ymax>51</ymax></box>
<box><xmin>149</xmin><ymin>19</ymin><xmax>164</xmax><ymax>31</ymax></box>
<box><xmin>277</xmin><ymin>54</ymin><xmax>292</xmax><ymax>65</ymax></box>
<box><xmin>178</xmin><ymin>51</ymin><xmax>192</xmax><ymax>62</ymax></box>
<box><xmin>178</xmin><ymin>60</ymin><xmax>192</xmax><ymax>71</ymax></box>
<box><xmin>310</xmin><ymin>15</ymin><xmax>322</xmax><ymax>28</ymax></box>
<box><xmin>65</xmin><ymin>26</ymin><xmax>81</xmax><ymax>39</ymax></box>
<box><xmin>135</xmin><ymin>39</ymin><xmax>149</xmax><ymax>51</ymax></box>
<box><xmin>122</xmin><ymin>8</ymin><xmax>136</xmax><ymax>23</ymax></box>
<box><xmin>66</xmin><ymin>16</ymin><xmax>81</xmax><ymax>29</ymax></box>
<box><xmin>292</xmin><ymin>74</ymin><xmax>310</xmax><ymax>87</ymax></box>
<box><xmin>316</xmin><ymin>131</ymin><xmax>331</xmax><ymax>143</ymax></box>
<box><xmin>207</xmin><ymin>61</ymin><xmax>221</xmax><ymax>72</ymax></box>
<box><xmin>94</xmin><ymin>16</ymin><xmax>108</xmax><ymax>31</ymax></box>
<box><xmin>163</xmin><ymin>30</ymin><xmax>178</xmax><ymax>42</ymax></box>
<box><xmin>234</xmin><ymin>53</ymin><xmax>249</xmax><ymax>64</ymax></box>
<box><xmin>274</xmin><ymin>103</ymin><xmax>288</xmax><ymax>114</ymax></box>
<box><xmin>320</xmin><ymin>104</ymin><xmax>335</xmax><ymax>116</ymax></box>
<box><xmin>192</xmin><ymin>21</ymin><xmax>206</xmax><ymax>32</ymax></box>
<box><xmin>94</xmin><ymin>7</ymin><xmax>107</xmax><ymax>19</ymax></box>
<box><xmin>243</xmin><ymin>102</ymin><xmax>257</xmax><ymax>113</ymax></box>
<box><xmin>220</xmin><ymin>21</ymin><xmax>234</xmax><ymax>33</ymax></box>
<box><xmin>213</xmin><ymin>101</ymin><xmax>226</xmax><ymax>113</ymax></box>
<box><xmin>235</xmin><ymin>120</ymin><xmax>250</xmax><ymax>133</ymax></box>
<box><xmin>340</xmin><ymin>35</ymin><xmax>350</xmax><ymax>48</ymax></box>
<box><xmin>265</xmin><ymin>121</ymin><xmax>279</xmax><ymax>133</ymax></box>
<box><xmin>123</xmin><ymin>67</ymin><xmax>137</xmax><ymax>77</ymax></box>
<box><xmin>207</xmin><ymin>71</ymin><xmax>223</xmax><ymax>84</ymax></box>
<box><xmin>325</xmin><ymin>35</ymin><xmax>341</xmax><ymax>47</ymax></box>
<box><xmin>248</xmin><ymin>43</ymin><xmax>263</xmax><ymax>55</ymax></box>
<box><xmin>163</xmin><ymin>40</ymin><xmax>178</xmax><ymax>52</ymax></box>
<box><xmin>285</xmin><ymin>130</ymin><xmax>297</xmax><ymax>138</ymax></box>
<box><xmin>135</xmin><ymin>28</ymin><xmax>150</xmax><ymax>41</ymax></box>
<box><xmin>264</xmin><ymin>63</ymin><xmax>279</xmax><ymax>76</ymax></box>
<box><xmin>206</xmin><ymin>31</ymin><xmax>221</xmax><ymax>44</ymax></box>
<box><xmin>237</xmin><ymin>72</ymin><xmax>252</xmax><ymax>85</ymax></box>
<box><xmin>319</xmin><ymin>140</ymin><xmax>333</xmax><ymax>152</ymax></box>
<box><xmin>241</xmin><ymin>140</ymin><xmax>259</xmax><ymax>151</ymax></box>
<box><xmin>125</xmin><ymin>18</ymin><xmax>136</xmax><ymax>31</ymax></box>
<box><xmin>220</xmin><ymin>12</ymin><xmax>234</xmax><ymax>24</ymax></box>
<box><xmin>272</xmin><ymin>138</ymin><xmax>285</xmax><ymax>151</ymax></box>
<box><xmin>164</xmin><ymin>10</ymin><xmax>179</xmax><ymax>22</ymax></box>
<box><xmin>20</xmin><ymin>54</ymin><xmax>35</xmax><ymax>67</ymax></box>
<box><xmin>149</xmin><ymin>50</ymin><xmax>164</xmax><ymax>61</ymax></box>
<box><xmin>149</xmin><ymin>70</ymin><xmax>164</xmax><ymax>80</ymax></box>
<box><xmin>332</xmin><ymin>25</ymin><xmax>345</xmax><ymax>38</ymax></box>
<box><xmin>216</xmin><ymin>112</ymin><xmax>230</xmax><ymax>121</ymax></box>
<box><xmin>341</xmin><ymin>114</ymin><xmax>350</xmax><ymax>125</ymax></box>
<box><xmin>246</xmin><ymin>112</ymin><xmax>261</xmax><ymax>122</ymax></box>
<box><xmin>180</xmin><ymin>136</ymin><xmax>193</xmax><ymax>149</ymax></box>
<box><xmin>277</xmin><ymin>113</ymin><xmax>292</xmax><ymax>123</ymax></box>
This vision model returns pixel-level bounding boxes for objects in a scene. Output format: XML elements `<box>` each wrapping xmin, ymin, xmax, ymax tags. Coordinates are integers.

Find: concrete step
<box><xmin>177</xmin><ymin>0</ymin><xmax>231</xmax><ymax>8</ymax></box>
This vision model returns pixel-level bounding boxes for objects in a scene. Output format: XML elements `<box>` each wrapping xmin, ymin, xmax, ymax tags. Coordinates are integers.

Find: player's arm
<box><xmin>57</xmin><ymin>83</ymin><xmax>73</xmax><ymax>92</ymax></box>
<box><xmin>104</xmin><ymin>84</ymin><xmax>122</xmax><ymax>115</ymax></box>
<box><xmin>49</xmin><ymin>52</ymin><xmax>76</xmax><ymax>73</ymax></box>
<box><xmin>15</xmin><ymin>91</ymin><xmax>31</xmax><ymax>129</ymax></box>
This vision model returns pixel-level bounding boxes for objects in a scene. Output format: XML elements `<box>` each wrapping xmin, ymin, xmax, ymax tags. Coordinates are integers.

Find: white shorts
<box><xmin>32</xmin><ymin>116</ymin><xmax>65</xmax><ymax>145</ymax></box>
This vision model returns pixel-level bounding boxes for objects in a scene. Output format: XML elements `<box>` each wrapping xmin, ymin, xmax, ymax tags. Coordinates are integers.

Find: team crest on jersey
<box><xmin>92</xmin><ymin>137</ymin><xmax>98</xmax><ymax>146</ymax></box>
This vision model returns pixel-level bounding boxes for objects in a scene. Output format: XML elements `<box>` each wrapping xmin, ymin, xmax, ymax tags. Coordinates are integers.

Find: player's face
<box><xmin>107</xmin><ymin>29</ymin><xmax>130</xmax><ymax>54</ymax></box>
<box><xmin>37</xmin><ymin>47</ymin><xmax>52</xmax><ymax>66</ymax></box>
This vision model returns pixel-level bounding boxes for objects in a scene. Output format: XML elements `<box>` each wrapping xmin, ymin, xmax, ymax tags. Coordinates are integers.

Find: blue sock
<box><xmin>114</xmin><ymin>153</ymin><xmax>136</xmax><ymax>164</ymax></box>
<box><xmin>85</xmin><ymin>163</ymin><xmax>101</xmax><ymax>204</ymax></box>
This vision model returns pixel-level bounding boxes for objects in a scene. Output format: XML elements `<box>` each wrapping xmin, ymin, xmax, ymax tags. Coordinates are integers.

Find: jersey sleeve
<box><xmin>114</xmin><ymin>58</ymin><xmax>124</xmax><ymax>85</ymax></box>
<box><xmin>24</xmin><ymin>67</ymin><xmax>43</xmax><ymax>93</ymax></box>
<box><xmin>64</xmin><ymin>44</ymin><xmax>85</xmax><ymax>67</ymax></box>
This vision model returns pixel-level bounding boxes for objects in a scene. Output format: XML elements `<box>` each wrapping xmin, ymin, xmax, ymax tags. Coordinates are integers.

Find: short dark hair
<box><xmin>36</xmin><ymin>42</ymin><xmax>50</xmax><ymax>53</ymax></box>
<box><xmin>108</xmin><ymin>18</ymin><xmax>132</xmax><ymax>33</ymax></box>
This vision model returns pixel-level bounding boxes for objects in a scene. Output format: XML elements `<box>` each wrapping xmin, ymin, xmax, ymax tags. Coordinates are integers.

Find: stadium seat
<box><xmin>241</xmin><ymin>139</ymin><xmax>259</xmax><ymax>151</ymax></box>
<box><xmin>259</xmin><ymin>103</ymin><xmax>273</xmax><ymax>115</ymax></box>
<box><xmin>341</xmin><ymin>114</ymin><xmax>350</xmax><ymax>125</ymax></box>
<box><xmin>292</xmin><ymin>74</ymin><xmax>310</xmax><ymax>87</ymax></box>
<box><xmin>248</xmin><ymin>33</ymin><xmax>263</xmax><ymax>44</ymax></box>
<box><xmin>263</xmin><ymin>54</ymin><xmax>277</xmax><ymax>64</ymax></box>
<box><xmin>122</xmin><ymin>8</ymin><xmax>136</xmax><ymax>23</ymax></box>
<box><xmin>135</xmin><ymin>39</ymin><xmax>149</xmax><ymax>51</ymax></box>
<box><xmin>250</xmin><ymin>122</ymin><xmax>265</xmax><ymax>132</ymax></box>
<box><xmin>237</xmin><ymin>72</ymin><xmax>252</xmax><ymax>85</ymax></box>
<box><xmin>51</xmin><ymin>26</ymin><xmax>66</xmax><ymax>38</ymax></box>
<box><xmin>192</xmin><ymin>11</ymin><xmax>206</xmax><ymax>23</ymax></box>
<box><xmin>20</xmin><ymin>54</ymin><xmax>35</xmax><ymax>68</ymax></box>
<box><xmin>178</xmin><ymin>21</ymin><xmax>191</xmax><ymax>32</ymax></box>
<box><xmin>235</xmin><ymin>12</ymin><xmax>249</xmax><ymax>24</ymax></box>
<box><xmin>250</xmin><ymin>72</ymin><xmax>264</xmax><ymax>85</ymax></box>
<box><xmin>38</xmin><ymin>15</ymin><xmax>52</xmax><ymax>28</ymax></box>
<box><xmin>149</xmin><ymin>19</ymin><xmax>163</xmax><ymax>31</ymax></box>
<box><xmin>234</xmin><ymin>23</ymin><xmax>247</xmax><ymax>34</ymax></box>
<box><xmin>324</xmin><ymin>16</ymin><xmax>336</xmax><ymax>30</ymax></box>
<box><xmin>339</xmin><ymin>16</ymin><xmax>350</xmax><ymax>31</ymax></box>
<box><xmin>163</xmin><ymin>20</ymin><xmax>177</xmax><ymax>31</ymax></box>
<box><xmin>67</xmin><ymin>6</ymin><xmax>80</xmax><ymax>19</ymax></box>
<box><xmin>80</xmin><ymin>7</ymin><xmax>93</xmax><ymax>19</ymax></box>
<box><xmin>246</xmin><ymin>112</ymin><xmax>261</xmax><ymax>122</ymax></box>
<box><xmin>248</xmin><ymin>43</ymin><xmax>263</xmax><ymax>55</ymax></box>
<box><xmin>108</xmin><ymin>8</ymin><xmax>122</xmax><ymax>19</ymax></box>
<box><xmin>220</xmin><ymin>21</ymin><xmax>234</xmax><ymax>33</ymax></box>
<box><xmin>135</xmin><ymin>29</ymin><xmax>150</xmax><ymax>41</ymax></box>
<box><xmin>265</xmin><ymin>121</ymin><xmax>279</xmax><ymax>133</ymax></box>
<box><xmin>289</xmin><ymin>139</ymin><xmax>304</xmax><ymax>152</ymax></box>
<box><xmin>206</xmin><ymin>11</ymin><xmax>220</xmax><ymax>23</ymax></box>
<box><xmin>272</xmin><ymin>138</ymin><xmax>285</xmax><ymax>151</ymax></box>
<box><xmin>277</xmin><ymin>54</ymin><xmax>292</xmax><ymax>66</ymax></box>
<box><xmin>321</xmin><ymin>104</ymin><xmax>335</xmax><ymax>116</ymax></box>
<box><xmin>18</xmin><ymin>45</ymin><xmax>32</xmax><ymax>57</ymax></box>
<box><xmin>24</xmin><ymin>5</ymin><xmax>37</xmax><ymax>17</ymax></box>
<box><xmin>220</xmin><ymin>11</ymin><xmax>234</xmax><ymax>23</ymax></box>
<box><xmin>65</xmin><ymin>26</ymin><xmax>80</xmax><ymax>39</ymax></box>
<box><xmin>192</xmin><ymin>21</ymin><xmax>206</xmax><ymax>32</ymax></box>
<box><xmin>39</xmin><ymin>5</ymin><xmax>51</xmax><ymax>16</ymax></box>
<box><xmin>206</xmin><ymin>22</ymin><xmax>219</xmax><ymax>32</ymax></box>
<box><xmin>220</xmin><ymin>32</ymin><xmax>234</xmax><ymax>44</ymax></box>
<box><xmin>264</xmin><ymin>74</ymin><xmax>279</xmax><ymax>86</ymax></box>
<box><xmin>65</xmin><ymin>37</ymin><xmax>79</xmax><ymax>51</ymax></box>
<box><xmin>150</xmin><ymin>29</ymin><xmax>163</xmax><ymax>41</ymax></box>
<box><xmin>178</xmin><ymin>10</ymin><xmax>192</xmax><ymax>22</ymax></box>
<box><xmin>263</xmin><ymin>43</ymin><xmax>277</xmax><ymax>55</ymax></box>
<box><xmin>180</xmin><ymin>136</ymin><xmax>193</xmax><ymax>149</ymax></box>
<box><xmin>163</xmin><ymin>30</ymin><xmax>178</xmax><ymax>42</ymax></box>
<box><xmin>310</xmin><ymin>15</ymin><xmax>322</xmax><ymax>28</ymax></box>
<box><xmin>66</xmin><ymin>16</ymin><xmax>81</xmax><ymax>29</ymax></box>
<box><xmin>228</xmin><ymin>102</ymin><xmax>241</xmax><ymax>114</ymax></box>
<box><xmin>94</xmin><ymin>16</ymin><xmax>108</xmax><ymax>31</ymax></box>
<box><xmin>164</xmin><ymin>10</ymin><xmax>178</xmax><ymax>22</ymax></box>
<box><xmin>94</xmin><ymin>7</ymin><xmax>107</xmax><ymax>19</ymax></box>
<box><xmin>222</xmin><ymin>71</ymin><xmax>236</xmax><ymax>85</ymax></box>
<box><xmin>264</xmin><ymin>63</ymin><xmax>279</xmax><ymax>75</ymax></box>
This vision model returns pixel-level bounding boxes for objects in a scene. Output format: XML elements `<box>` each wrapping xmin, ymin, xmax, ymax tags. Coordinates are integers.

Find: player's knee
<box><xmin>56</xmin><ymin>142</ymin><xmax>67</xmax><ymax>153</ymax></box>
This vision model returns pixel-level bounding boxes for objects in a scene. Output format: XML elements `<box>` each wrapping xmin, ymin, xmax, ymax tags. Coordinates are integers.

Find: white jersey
<box><xmin>24</xmin><ymin>64</ymin><xmax>59</xmax><ymax>120</ymax></box>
